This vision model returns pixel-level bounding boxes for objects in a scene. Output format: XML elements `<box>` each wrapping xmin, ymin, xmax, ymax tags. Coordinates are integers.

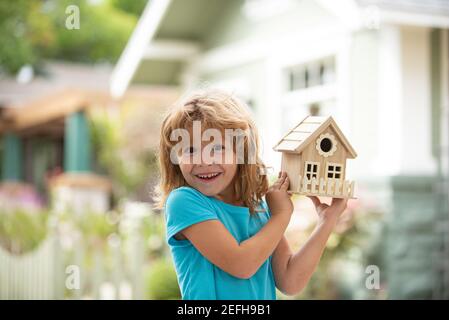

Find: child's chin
<box><xmin>195</xmin><ymin>185</ymin><xmax>221</xmax><ymax>196</ymax></box>
<box><xmin>197</xmin><ymin>189</ymin><xmax>218</xmax><ymax>197</ymax></box>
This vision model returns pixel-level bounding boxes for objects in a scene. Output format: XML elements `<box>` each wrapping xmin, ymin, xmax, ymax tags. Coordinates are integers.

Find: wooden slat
<box><xmin>319</xmin><ymin>178</ymin><xmax>326</xmax><ymax>194</ymax></box>
<box><xmin>349</xmin><ymin>181</ymin><xmax>355</xmax><ymax>197</ymax></box>
<box><xmin>334</xmin><ymin>179</ymin><xmax>342</xmax><ymax>196</ymax></box>
<box><xmin>275</xmin><ymin>140</ymin><xmax>301</xmax><ymax>152</ymax></box>
<box><xmin>311</xmin><ymin>178</ymin><xmax>318</xmax><ymax>193</ymax></box>
<box><xmin>294</xmin><ymin>122</ymin><xmax>322</xmax><ymax>132</ymax></box>
<box><xmin>284</xmin><ymin>131</ymin><xmax>311</xmax><ymax>141</ymax></box>
<box><xmin>302</xmin><ymin>116</ymin><xmax>327</xmax><ymax>123</ymax></box>
<box><xmin>301</xmin><ymin>176</ymin><xmax>309</xmax><ymax>192</ymax></box>
<box><xmin>342</xmin><ymin>180</ymin><xmax>350</xmax><ymax>197</ymax></box>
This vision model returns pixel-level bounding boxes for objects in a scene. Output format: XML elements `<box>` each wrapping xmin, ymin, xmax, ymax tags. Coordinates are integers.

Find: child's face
<box><xmin>177</xmin><ymin>136</ymin><xmax>238</xmax><ymax>198</ymax></box>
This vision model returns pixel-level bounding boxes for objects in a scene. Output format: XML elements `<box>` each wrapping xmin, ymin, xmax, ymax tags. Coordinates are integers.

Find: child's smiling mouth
<box><xmin>194</xmin><ymin>172</ymin><xmax>223</xmax><ymax>183</ymax></box>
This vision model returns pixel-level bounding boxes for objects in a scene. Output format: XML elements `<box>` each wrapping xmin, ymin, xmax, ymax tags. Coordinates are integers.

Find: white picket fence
<box><xmin>297</xmin><ymin>176</ymin><xmax>355</xmax><ymax>198</ymax></box>
<box><xmin>0</xmin><ymin>229</ymin><xmax>147</xmax><ymax>300</ymax></box>
<box><xmin>0</xmin><ymin>236</ymin><xmax>64</xmax><ymax>300</ymax></box>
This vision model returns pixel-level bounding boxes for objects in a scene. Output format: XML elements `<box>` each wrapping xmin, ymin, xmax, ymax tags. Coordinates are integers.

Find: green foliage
<box><xmin>89</xmin><ymin>109</ymin><xmax>156</xmax><ymax>200</ymax></box>
<box><xmin>144</xmin><ymin>258</ymin><xmax>181</xmax><ymax>300</ymax></box>
<box><xmin>0</xmin><ymin>0</ymin><xmax>140</xmax><ymax>74</ymax></box>
<box><xmin>0</xmin><ymin>208</ymin><xmax>50</xmax><ymax>254</ymax></box>
<box><xmin>49</xmin><ymin>0</ymin><xmax>136</xmax><ymax>63</ymax></box>
<box><xmin>74</xmin><ymin>211</ymin><xmax>117</xmax><ymax>245</ymax></box>
<box><xmin>111</xmin><ymin>0</ymin><xmax>148</xmax><ymax>16</ymax></box>
<box><xmin>140</xmin><ymin>213</ymin><xmax>167</xmax><ymax>258</ymax></box>
<box><xmin>0</xmin><ymin>0</ymin><xmax>54</xmax><ymax>73</ymax></box>
<box><xmin>290</xmin><ymin>208</ymin><xmax>385</xmax><ymax>300</ymax></box>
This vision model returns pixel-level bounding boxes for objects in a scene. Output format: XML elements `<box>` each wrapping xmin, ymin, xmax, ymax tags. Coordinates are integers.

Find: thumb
<box><xmin>307</xmin><ymin>195</ymin><xmax>321</xmax><ymax>209</ymax></box>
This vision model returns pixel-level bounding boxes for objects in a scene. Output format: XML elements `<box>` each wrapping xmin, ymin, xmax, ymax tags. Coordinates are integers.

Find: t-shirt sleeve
<box><xmin>164</xmin><ymin>187</ymin><xmax>218</xmax><ymax>245</ymax></box>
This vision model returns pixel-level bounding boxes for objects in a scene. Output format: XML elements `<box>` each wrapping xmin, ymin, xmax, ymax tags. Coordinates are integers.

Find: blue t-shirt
<box><xmin>164</xmin><ymin>186</ymin><xmax>276</xmax><ymax>300</ymax></box>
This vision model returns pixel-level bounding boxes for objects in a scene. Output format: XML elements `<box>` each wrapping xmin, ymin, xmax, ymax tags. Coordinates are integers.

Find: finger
<box><xmin>331</xmin><ymin>197</ymin><xmax>347</xmax><ymax>208</ymax></box>
<box><xmin>318</xmin><ymin>204</ymin><xmax>329</xmax><ymax>214</ymax></box>
<box><xmin>272</xmin><ymin>177</ymin><xmax>283</xmax><ymax>189</ymax></box>
<box><xmin>273</xmin><ymin>172</ymin><xmax>283</xmax><ymax>185</ymax></box>
<box><xmin>287</xmin><ymin>191</ymin><xmax>294</xmax><ymax>197</ymax></box>
<box><xmin>280</xmin><ymin>176</ymin><xmax>289</xmax><ymax>191</ymax></box>
<box><xmin>273</xmin><ymin>173</ymin><xmax>286</xmax><ymax>189</ymax></box>
<box><xmin>307</xmin><ymin>195</ymin><xmax>321</xmax><ymax>208</ymax></box>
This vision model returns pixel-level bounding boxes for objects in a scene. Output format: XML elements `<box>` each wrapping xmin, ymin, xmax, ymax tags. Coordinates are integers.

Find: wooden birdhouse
<box><xmin>273</xmin><ymin>116</ymin><xmax>357</xmax><ymax>198</ymax></box>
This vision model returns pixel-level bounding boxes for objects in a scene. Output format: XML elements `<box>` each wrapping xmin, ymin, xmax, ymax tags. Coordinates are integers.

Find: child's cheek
<box><xmin>222</xmin><ymin>150</ymin><xmax>237</xmax><ymax>165</ymax></box>
<box><xmin>178</xmin><ymin>152</ymin><xmax>193</xmax><ymax>165</ymax></box>
<box><xmin>223</xmin><ymin>163</ymin><xmax>238</xmax><ymax>179</ymax></box>
<box><xmin>178</xmin><ymin>162</ymin><xmax>193</xmax><ymax>178</ymax></box>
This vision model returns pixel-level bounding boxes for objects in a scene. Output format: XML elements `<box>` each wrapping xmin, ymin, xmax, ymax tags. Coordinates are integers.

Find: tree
<box><xmin>0</xmin><ymin>0</ymin><xmax>144</xmax><ymax>74</ymax></box>
<box><xmin>48</xmin><ymin>0</ymin><xmax>137</xmax><ymax>63</ymax></box>
<box><xmin>0</xmin><ymin>0</ymin><xmax>55</xmax><ymax>73</ymax></box>
<box><xmin>111</xmin><ymin>0</ymin><xmax>148</xmax><ymax>16</ymax></box>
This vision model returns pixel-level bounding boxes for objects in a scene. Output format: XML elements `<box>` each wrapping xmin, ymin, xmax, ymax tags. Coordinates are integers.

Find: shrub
<box><xmin>144</xmin><ymin>258</ymin><xmax>181</xmax><ymax>300</ymax></box>
<box><xmin>0</xmin><ymin>183</ymin><xmax>49</xmax><ymax>254</ymax></box>
<box><xmin>0</xmin><ymin>208</ymin><xmax>50</xmax><ymax>254</ymax></box>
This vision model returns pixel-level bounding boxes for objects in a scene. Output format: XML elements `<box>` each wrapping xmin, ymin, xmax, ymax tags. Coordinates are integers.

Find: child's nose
<box><xmin>200</xmin><ymin>152</ymin><xmax>216</xmax><ymax>165</ymax></box>
<box><xmin>199</xmin><ymin>147</ymin><xmax>221</xmax><ymax>165</ymax></box>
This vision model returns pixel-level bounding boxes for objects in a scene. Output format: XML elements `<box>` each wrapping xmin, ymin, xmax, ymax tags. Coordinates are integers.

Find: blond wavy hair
<box><xmin>154</xmin><ymin>89</ymin><xmax>269</xmax><ymax>214</ymax></box>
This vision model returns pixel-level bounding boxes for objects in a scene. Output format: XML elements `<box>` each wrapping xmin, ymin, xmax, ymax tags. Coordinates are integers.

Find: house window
<box><xmin>286</xmin><ymin>56</ymin><xmax>336</xmax><ymax>92</ymax></box>
<box><xmin>326</xmin><ymin>163</ymin><xmax>342</xmax><ymax>180</ymax></box>
<box><xmin>304</xmin><ymin>161</ymin><xmax>319</xmax><ymax>180</ymax></box>
<box><xmin>280</xmin><ymin>54</ymin><xmax>337</xmax><ymax>133</ymax></box>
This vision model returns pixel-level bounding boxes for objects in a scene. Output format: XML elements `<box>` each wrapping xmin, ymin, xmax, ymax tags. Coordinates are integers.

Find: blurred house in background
<box><xmin>0</xmin><ymin>62</ymin><xmax>113</xmax><ymax>212</ymax></box>
<box><xmin>0</xmin><ymin>60</ymin><xmax>178</xmax><ymax>212</ymax></box>
<box><xmin>112</xmin><ymin>0</ymin><xmax>449</xmax><ymax>298</ymax></box>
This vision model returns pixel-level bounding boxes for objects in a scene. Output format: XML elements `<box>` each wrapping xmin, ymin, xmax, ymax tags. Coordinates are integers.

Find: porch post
<box><xmin>1</xmin><ymin>133</ymin><xmax>23</xmax><ymax>181</ymax></box>
<box><xmin>64</xmin><ymin>110</ymin><xmax>91</xmax><ymax>172</ymax></box>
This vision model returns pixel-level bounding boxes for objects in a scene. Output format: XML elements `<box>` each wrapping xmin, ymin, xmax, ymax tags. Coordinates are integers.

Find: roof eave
<box><xmin>109</xmin><ymin>0</ymin><xmax>172</xmax><ymax>98</ymax></box>
<box><xmin>290</xmin><ymin>116</ymin><xmax>333</xmax><ymax>154</ymax></box>
<box><xmin>328</xmin><ymin>117</ymin><xmax>358</xmax><ymax>158</ymax></box>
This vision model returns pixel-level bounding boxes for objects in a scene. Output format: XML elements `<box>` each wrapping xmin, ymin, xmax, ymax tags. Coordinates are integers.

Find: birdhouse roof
<box><xmin>273</xmin><ymin>116</ymin><xmax>357</xmax><ymax>158</ymax></box>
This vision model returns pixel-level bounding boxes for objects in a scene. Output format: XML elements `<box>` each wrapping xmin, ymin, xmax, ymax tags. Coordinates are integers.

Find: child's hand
<box><xmin>308</xmin><ymin>196</ymin><xmax>348</xmax><ymax>226</ymax></box>
<box><xmin>266</xmin><ymin>172</ymin><xmax>294</xmax><ymax>218</ymax></box>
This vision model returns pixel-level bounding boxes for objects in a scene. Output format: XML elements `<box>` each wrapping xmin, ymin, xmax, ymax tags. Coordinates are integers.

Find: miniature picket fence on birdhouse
<box><xmin>296</xmin><ymin>175</ymin><xmax>355</xmax><ymax>198</ymax></box>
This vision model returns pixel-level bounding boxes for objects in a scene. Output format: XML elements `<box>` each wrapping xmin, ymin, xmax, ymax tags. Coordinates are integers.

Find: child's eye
<box><xmin>183</xmin><ymin>146</ymin><xmax>197</xmax><ymax>155</ymax></box>
<box><xmin>212</xmin><ymin>144</ymin><xmax>225</xmax><ymax>152</ymax></box>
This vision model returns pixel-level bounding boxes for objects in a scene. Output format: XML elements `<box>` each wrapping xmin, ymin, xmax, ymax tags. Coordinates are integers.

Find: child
<box><xmin>156</xmin><ymin>89</ymin><xmax>348</xmax><ymax>300</ymax></box>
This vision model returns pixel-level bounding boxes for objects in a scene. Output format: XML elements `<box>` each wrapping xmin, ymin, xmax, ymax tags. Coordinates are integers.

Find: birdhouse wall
<box><xmin>280</xmin><ymin>152</ymin><xmax>302</xmax><ymax>191</ymax></box>
<box><xmin>300</xmin><ymin>126</ymin><xmax>347</xmax><ymax>182</ymax></box>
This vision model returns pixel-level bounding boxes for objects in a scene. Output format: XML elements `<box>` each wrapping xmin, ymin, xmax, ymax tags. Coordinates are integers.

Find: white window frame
<box><xmin>304</xmin><ymin>161</ymin><xmax>320</xmax><ymax>180</ymax></box>
<box><xmin>325</xmin><ymin>162</ymin><xmax>343</xmax><ymax>180</ymax></box>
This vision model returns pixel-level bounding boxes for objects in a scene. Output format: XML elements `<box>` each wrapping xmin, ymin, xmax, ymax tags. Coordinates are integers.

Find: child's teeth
<box><xmin>198</xmin><ymin>173</ymin><xmax>219</xmax><ymax>179</ymax></box>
